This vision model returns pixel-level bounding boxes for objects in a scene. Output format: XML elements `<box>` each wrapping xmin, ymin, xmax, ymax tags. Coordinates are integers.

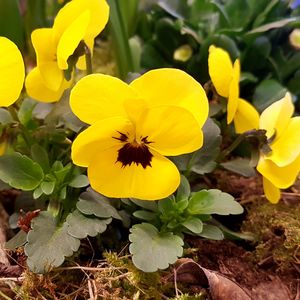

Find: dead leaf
<box><xmin>170</xmin><ymin>258</ymin><xmax>252</xmax><ymax>300</ymax></box>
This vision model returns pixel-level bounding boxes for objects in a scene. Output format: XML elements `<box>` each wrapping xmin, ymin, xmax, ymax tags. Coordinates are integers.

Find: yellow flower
<box><xmin>0</xmin><ymin>37</ymin><xmax>25</xmax><ymax>106</ymax></box>
<box><xmin>70</xmin><ymin>68</ymin><xmax>209</xmax><ymax>200</ymax></box>
<box><xmin>256</xmin><ymin>93</ymin><xmax>300</xmax><ymax>203</ymax></box>
<box><xmin>25</xmin><ymin>0</ymin><xmax>109</xmax><ymax>102</ymax></box>
<box><xmin>208</xmin><ymin>46</ymin><xmax>259</xmax><ymax>132</ymax></box>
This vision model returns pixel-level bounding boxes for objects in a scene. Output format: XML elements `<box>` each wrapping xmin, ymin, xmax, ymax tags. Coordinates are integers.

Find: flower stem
<box><xmin>84</xmin><ymin>43</ymin><xmax>93</xmax><ymax>75</ymax></box>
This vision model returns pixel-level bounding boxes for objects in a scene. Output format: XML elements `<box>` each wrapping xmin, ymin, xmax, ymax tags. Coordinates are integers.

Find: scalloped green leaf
<box><xmin>66</xmin><ymin>210</ymin><xmax>112</xmax><ymax>239</ymax></box>
<box><xmin>0</xmin><ymin>153</ymin><xmax>44</xmax><ymax>190</ymax></box>
<box><xmin>25</xmin><ymin>211</ymin><xmax>80</xmax><ymax>273</ymax></box>
<box><xmin>129</xmin><ymin>223</ymin><xmax>183</xmax><ymax>272</ymax></box>
<box><xmin>77</xmin><ymin>188</ymin><xmax>121</xmax><ymax>219</ymax></box>
<box><xmin>188</xmin><ymin>189</ymin><xmax>243</xmax><ymax>215</ymax></box>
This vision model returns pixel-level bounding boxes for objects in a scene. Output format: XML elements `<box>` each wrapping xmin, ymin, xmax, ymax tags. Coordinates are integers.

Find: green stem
<box><xmin>84</xmin><ymin>43</ymin><xmax>93</xmax><ymax>75</ymax></box>
<box><xmin>47</xmin><ymin>199</ymin><xmax>61</xmax><ymax>219</ymax></box>
<box><xmin>107</xmin><ymin>0</ymin><xmax>134</xmax><ymax>79</ymax></box>
<box><xmin>218</xmin><ymin>133</ymin><xmax>247</xmax><ymax>161</ymax></box>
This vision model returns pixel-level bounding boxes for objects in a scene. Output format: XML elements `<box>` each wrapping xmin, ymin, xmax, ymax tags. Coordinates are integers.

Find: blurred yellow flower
<box><xmin>26</xmin><ymin>0</ymin><xmax>109</xmax><ymax>102</ymax></box>
<box><xmin>257</xmin><ymin>93</ymin><xmax>300</xmax><ymax>203</ymax></box>
<box><xmin>0</xmin><ymin>37</ymin><xmax>25</xmax><ymax>106</ymax></box>
<box><xmin>70</xmin><ymin>68</ymin><xmax>209</xmax><ymax>200</ymax></box>
<box><xmin>208</xmin><ymin>46</ymin><xmax>259</xmax><ymax>132</ymax></box>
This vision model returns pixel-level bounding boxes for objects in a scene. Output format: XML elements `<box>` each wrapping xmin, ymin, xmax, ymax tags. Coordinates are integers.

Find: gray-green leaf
<box><xmin>182</xmin><ymin>217</ymin><xmax>203</xmax><ymax>234</ymax></box>
<box><xmin>129</xmin><ymin>223</ymin><xmax>183</xmax><ymax>272</ymax></box>
<box><xmin>25</xmin><ymin>212</ymin><xmax>80</xmax><ymax>273</ymax></box>
<box><xmin>77</xmin><ymin>188</ymin><xmax>121</xmax><ymax>219</ymax></box>
<box><xmin>66</xmin><ymin>210</ymin><xmax>112</xmax><ymax>239</ymax></box>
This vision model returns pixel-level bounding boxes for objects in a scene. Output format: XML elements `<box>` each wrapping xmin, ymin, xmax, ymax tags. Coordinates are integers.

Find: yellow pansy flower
<box><xmin>0</xmin><ymin>37</ymin><xmax>25</xmax><ymax>106</ymax></box>
<box><xmin>208</xmin><ymin>46</ymin><xmax>259</xmax><ymax>132</ymax></box>
<box><xmin>26</xmin><ymin>0</ymin><xmax>109</xmax><ymax>102</ymax></box>
<box><xmin>256</xmin><ymin>93</ymin><xmax>300</xmax><ymax>203</ymax></box>
<box><xmin>70</xmin><ymin>68</ymin><xmax>209</xmax><ymax>200</ymax></box>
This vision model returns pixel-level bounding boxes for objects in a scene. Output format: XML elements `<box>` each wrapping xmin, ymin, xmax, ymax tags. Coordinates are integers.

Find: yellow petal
<box><xmin>88</xmin><ymin>146</ymin><xmax>180</xmax><ymax>200</ymax></box>
<box><xmin>0</xmin><ymin>37</ymin><xmax>25</xmax><ymax>106</ymax></box>
<box><xmin>234</xmin><ymin>98</ymin><xmax>259</xmax><ymax>133</ymax></box>
<box><xmin>71</xmin><ymin>117</ymin><xmax>134</xmax><ymax>167</ymax></box>
<box><xmin>266</xmin><ymin>117</ymin><xmax>300</xmax><ymax>166</ymax></box>
<box><xmin>208</xmin><ymin>45</ymin><xmax>233</xmax><ymax>98</ymax></box>
<box><xmin>136</xmin><ymin>106</ymin><xmax>203</xmax><ymax>156</ymax></box>
<box><xmin>53</xmin><ymin>0</ymin><xmax>109</xmax><ymax>43</ymax></box>
<box><xmin>130</xmin><ymin>68</ymin><xmax>209</xmax><ymax>129</ymax></box>
<box><xmin>56</xmin><ymin>10</ymin><xmax>90</xmax><ymax>70</ymax></box>
<box><xmin>25</xmin><ymin>67</ymin><xmax>70</xmax><ymax>103</ymax></box>
<box><xmin>259</xmin><ymin>92</ymin><xmax>294</xmax><ymax>139</ymax></box>
<box><xmin>262</xmin><ymin>177</ymin><xmax>281</xmax><ymax>204</ymax></box>
<box><xmin>70</xmin><ymin>74</ymin><xmax>137</xmax><ymax>124</ymax></box>
<box><xmin>31</xmin><ymin>28</ymin><xmax>63</xmax><ymax>91</ymax></box>
<box><xmin>257</xmin><ymin>154</ymin><xmax>300</xmax><ymax>189</ymax></box>
<box><xmin>227</xmin><ymin>59</ymin><xmax>240</xmax><ymax>124</ymax></box>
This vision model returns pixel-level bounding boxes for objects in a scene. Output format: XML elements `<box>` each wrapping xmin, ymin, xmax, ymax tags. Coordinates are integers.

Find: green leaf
<box><xmin>199</xmin><ymin>224</ymin><xmax>224</xmax><ymax>240</ymax></box>
<box><xmin>221</xmin><ymin>158</ymin><xmax>256</xmax><ymax>177</ymax></box>
<box><xmin>66</xmin><ymin>210</ymin><xmax>112</xmax><ymax>239</ymax></box>
<box><xmin>0</xmin><ymin>108</ymin><xmax>13</xmax><ymax>125</ymax></box>
<box><xmin>182</xmin><ymin>217</ymin><xmax>203</xmax><ymax>234</ymax></box>
<box><xmin>25</xmin><ymin>211</ymin><xmax>80</xmax><ymax>273</ymax></box>
<box><xmin>0</xmin><ymin>0</ymin><xmax>24</xmax><ymax>49</ymax></box>
<box><xmin>157</xmin><ymin>0</ymin><xmax>189</xmax><ymax>19</ymax></box>
<box><xmin>5</xmin><ymin>230</ymin><xmax>27</xmax><ymax>250</ymax></box>
<box><xmin>33</xmin><ymin>185</ymin><xmax>43</xmax><ymax>199</ymax></box>
<box><xmin>130</xmin><ymin>198</ymin><xmax>158</xmax><ymax>212</ymax></box>
<box><xmin>17</xmin><ymin>98</ymin><xmax>37</xmax><ymax>127</ymax></box>
<box><xmin>69</xmin><ymin>174</ymin><xmax>89</xmax><ymax>188</ymax></box>
<box><xmin>41</xmin><ymin>181</ymin><xmax>55</xmax><ymax>195</ymax></box>
<box><xmin>158</xmin><ymin>196</ymin><xmax>175</xmax><ymax>214</ymax></box>
<box><xmin>176</xmin><ymin>175</ymin><xmax>190</xmax><ymax>201</ymax></box>
<box><xmin>31</xmin><ymin>144</ymin><xmax>50</xmax><ymax>173</ymax></box>
<box><xmin>173</xmin><ymin>119</ymin><xmax>221</xmax><ymax>174</ymax></box>
<box><xmin>248</xmin><ymin>17</ymin><xmax>299</xmax><ymax>34</ymax></box>
<box><xmin>253</xmin><ymin>79</ymin><xmax>287</xmax><ymax>112</ymax></box>
<box><xmin>129</xmin><ymin>223</ymin><xmax>183</xmax><ymax>272</ymax></box>
<box><xmin>133</xmin><ymin>210</ymin><xmax>157</xmax><ymax>221</ymax></box>
<box><xmin>0</xmin><ymin>153</ymin><xmax>44</xmax><ymax>190</ymax></box>
<box><xmin>77</xmin><ymin>188</ymin><xmax>121</xmax><ymax>219</ymax></box>
<box><xmin>224</xmin><ymin>0</ymin><xmax>251</xmax><ymax>29</ymax></box>
<box><xmin>188</xmin><ymin>189</ymin><xmax>243</xmax><ymax>215</ymax></box>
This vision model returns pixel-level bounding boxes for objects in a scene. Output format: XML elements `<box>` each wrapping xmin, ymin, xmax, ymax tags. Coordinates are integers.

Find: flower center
<box><xmin>113</xmin><ymin>132</ymin><xmax>153</xmax><ymax>169</ymax></box>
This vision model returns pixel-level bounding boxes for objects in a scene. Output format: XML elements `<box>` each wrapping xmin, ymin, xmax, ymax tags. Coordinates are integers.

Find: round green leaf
<box><xmin>69</xmin><ymin>174</ymin><xmax>89</xmax><ymax>188</ymax></box>
<box><xmin>129</xmin><ymin>223</ymin><xmax>183</xmax><ymax>272</ymax></box>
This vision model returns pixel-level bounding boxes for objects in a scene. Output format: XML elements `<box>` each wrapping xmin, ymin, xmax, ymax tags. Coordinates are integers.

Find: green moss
<box><xmin>242</xmin><ymin>201</ymin><xmax>300</xmax><ymax>270</ymax></box>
